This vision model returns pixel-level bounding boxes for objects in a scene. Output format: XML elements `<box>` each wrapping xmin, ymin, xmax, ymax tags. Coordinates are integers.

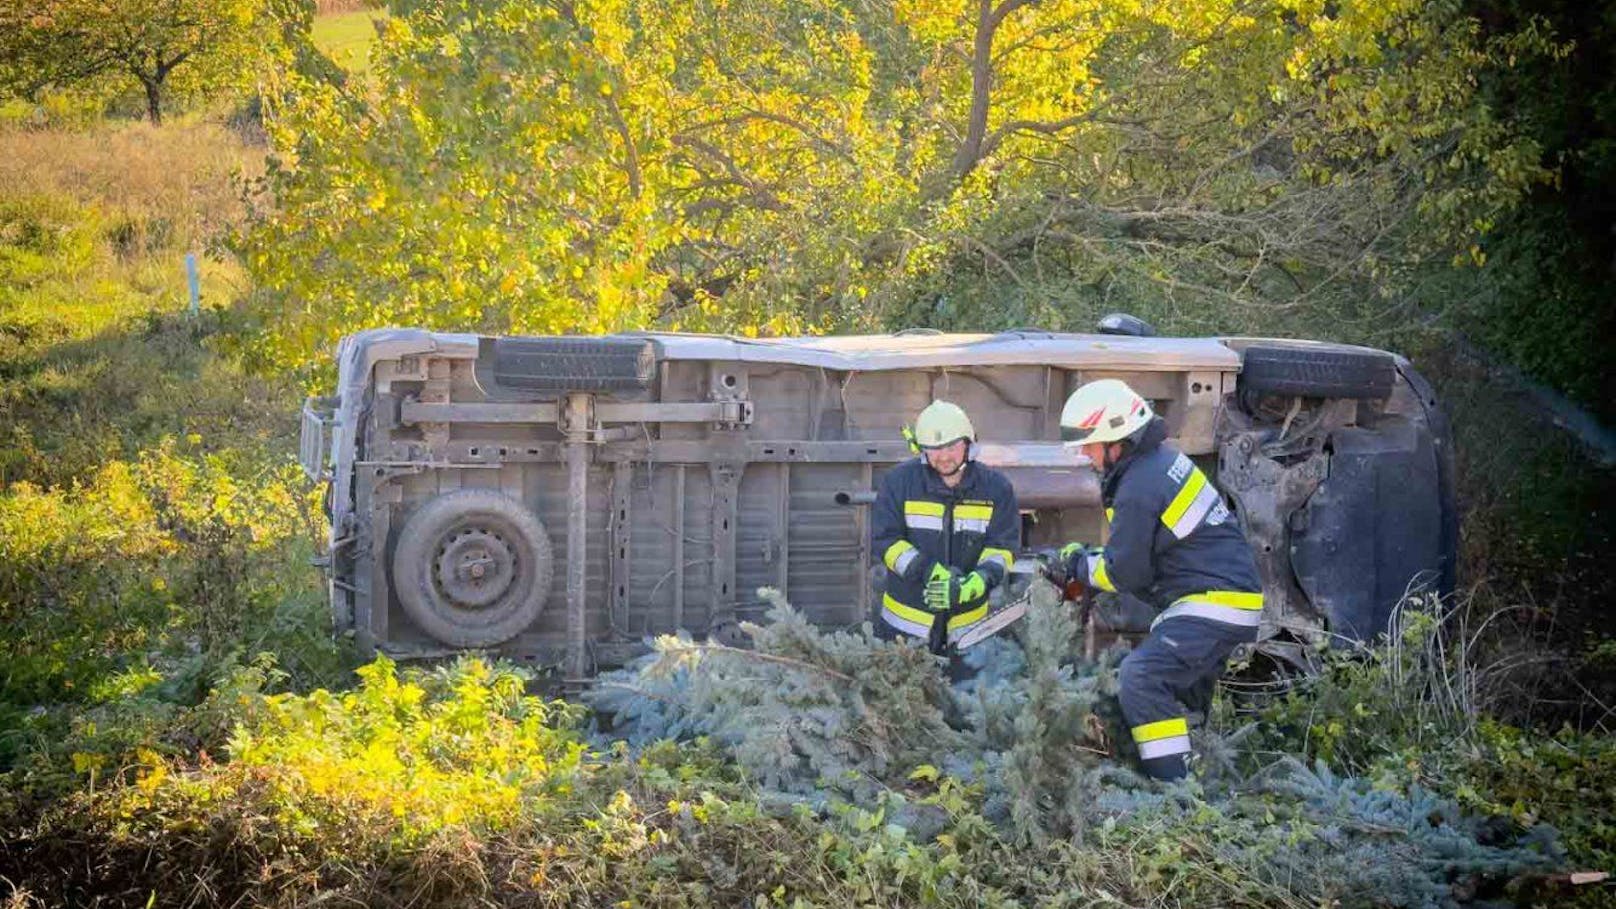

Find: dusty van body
<box><xmin>301</xmin><ymin>327</ymin><xmax>1455</xmax><ymax>677</ymax></box>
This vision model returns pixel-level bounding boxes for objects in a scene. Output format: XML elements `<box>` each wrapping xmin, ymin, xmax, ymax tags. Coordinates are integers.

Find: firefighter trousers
<box><xmin>1118</xmin><ymin>616</ymin><xmax>1254</xmax><ymax>781</ymax></box>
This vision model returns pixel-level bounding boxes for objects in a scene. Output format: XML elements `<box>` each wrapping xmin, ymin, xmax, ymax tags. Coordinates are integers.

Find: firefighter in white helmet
<box><xmin>870</xmin><ymin>401</ymin><xmax>1019</xmax><ymax>672</ymax></box>
<box><xmin>1058</xmin><ymin>379</ymin><xmax>1263</xmax><ymax>780</ymax></box>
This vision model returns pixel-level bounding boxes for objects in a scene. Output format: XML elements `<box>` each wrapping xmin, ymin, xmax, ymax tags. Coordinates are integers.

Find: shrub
<box><xmin>0</xmin><ymin>441</ymin><xmax>342</xmax><ymax>782</ymax></box>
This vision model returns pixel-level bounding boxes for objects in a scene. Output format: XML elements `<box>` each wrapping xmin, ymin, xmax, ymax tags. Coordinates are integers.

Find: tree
<box><xmin>241</xmin><ymin>0</ymin><xmax>1558</xmax><ymax>370</ymax></box>
<box><xmin>0</xmin><ymin>0</ymin><xmax>265</xmax><ymax>123</ymax></box>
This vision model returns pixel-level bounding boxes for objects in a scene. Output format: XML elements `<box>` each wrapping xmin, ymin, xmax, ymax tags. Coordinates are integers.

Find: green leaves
<box><xmin>242</xmin><ymin>0</ymin><xmax>1558</xmax><ymax>366</ymax></box>
<box><xmin>0</xmin><ymin>0</ymin><xmax>278</xmax><ymax>123</ymax></box>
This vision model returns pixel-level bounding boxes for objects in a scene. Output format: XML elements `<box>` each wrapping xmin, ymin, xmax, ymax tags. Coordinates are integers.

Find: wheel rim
<box><xmin>433</xmin><ymin>527</ymin><xmax>519</xmax><ymax>609</ymax></box>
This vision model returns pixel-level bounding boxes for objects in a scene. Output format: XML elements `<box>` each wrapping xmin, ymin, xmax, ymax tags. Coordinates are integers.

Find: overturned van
<box><xmin>301</xmin><ymin>324</ymin><xmax>1456</xmax><ymax>678</ymax></box>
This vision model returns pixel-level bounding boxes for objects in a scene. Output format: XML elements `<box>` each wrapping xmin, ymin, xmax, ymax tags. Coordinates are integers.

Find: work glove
<box><xmin>925</xmin><ymin>568</ymin><xmax>988</xmax><ymax>612</ymax></box>
<box><xmin>924</xmin><ymin>564</ymin><xmax>958</xmax><ymax>613</ymax></box>
<box><xmin>1059</xmin><ymin>542</ymin><xmax>1089</xmax><ymax>583</ymax></box>
<box><xmin>1054</xmin><ymin>542</ymin><xmax>1093</xmax><ymax>601</ymax></box>
<box><xmin>956</xmin><ymin>570</ymin><xmax>987</xmax><ymax>604</ymax></box>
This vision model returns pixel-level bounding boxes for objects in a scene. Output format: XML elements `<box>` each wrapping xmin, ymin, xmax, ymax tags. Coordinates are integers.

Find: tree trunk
<box><xmin>949</xmin><ymin>0</ymin><xmax>996</xmax><ymax>182</ymax></box>
<box><xmin>143</xmin><ymin>78</ymin><xmax>163</xmax><ymax>125</ymax></box>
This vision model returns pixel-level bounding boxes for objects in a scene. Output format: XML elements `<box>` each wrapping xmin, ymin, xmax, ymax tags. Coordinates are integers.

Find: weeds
<box><xmin>2</xmin><ymin>616</ymin><xmax>1580</xmax><ymax>909</ymax></box>
<box><xmin>0</xmin><ymin>117</ymin><xmax>344</xmax><ymax>796</ymax></box>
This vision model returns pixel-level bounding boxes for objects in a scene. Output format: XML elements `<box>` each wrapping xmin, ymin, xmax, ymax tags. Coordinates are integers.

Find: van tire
<box><xmin>1238</xmin><ymin>345</ymin><xmax>1396</xmax><ymax>400</ymax></box>
<box><xmin>392</xmin><ymin>490</ymin><xmax>554</xmax><ymax>647</ymax></box>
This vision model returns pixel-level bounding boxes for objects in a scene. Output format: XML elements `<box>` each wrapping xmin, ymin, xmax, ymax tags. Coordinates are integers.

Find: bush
<box><xmin>2</xmin><ymin>605</ymin><xmax>1573</xmax><ymax>909</ymax></box>
<box><xmin>1227</xmin><ymin>596</ymin><xmax>1485</xmax><ymax>784</ymax></box>
<box><xmin>0</xmin><ymin>441</ymin><xmax>343</xmax><ymax>783</ymax></box>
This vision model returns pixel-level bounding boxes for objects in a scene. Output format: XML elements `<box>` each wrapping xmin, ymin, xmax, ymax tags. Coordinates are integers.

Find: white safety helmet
<box><xmin>913</xmin><ymin>400</ymin><xmax>976</xmax><ymax>449</ymax></box>
<box><xmin>1060</xmin><ymin>379</ymin><xmax>1154</xmax><ymax>447</ymax></box>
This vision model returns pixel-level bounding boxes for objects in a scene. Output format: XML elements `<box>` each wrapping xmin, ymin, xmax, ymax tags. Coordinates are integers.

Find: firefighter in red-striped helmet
<box><xmin>1058</xmin><ymin>379</ymin><xmax>1264</xmax><ymax>781</ymax></box>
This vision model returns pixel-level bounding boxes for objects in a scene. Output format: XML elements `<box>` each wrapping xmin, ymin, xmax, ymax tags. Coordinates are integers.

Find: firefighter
<box><xmin>1058</xmin><ymin>379</ymin><xmax>1263</xmax><ymax>781</ymax></box>
<box><xmin>870</xmin><ymin>400</ymin><xmax>1019</xmax><ymax>668</ymax></box>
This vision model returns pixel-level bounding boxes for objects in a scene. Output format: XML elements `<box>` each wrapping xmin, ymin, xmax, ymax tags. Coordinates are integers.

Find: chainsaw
<box><xmin>953</xmin><ymin>549</ymin><xmax>1094</xmax><ymax>650</ymax></box>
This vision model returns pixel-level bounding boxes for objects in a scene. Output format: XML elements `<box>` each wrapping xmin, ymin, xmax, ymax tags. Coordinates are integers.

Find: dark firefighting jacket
<box><xmin>1078</xmin><ymin>419</ymin><xmax>1264</xmax><ymax>632</ymax></box>
<box><xmin>870</xmin><ymin>458</ymin><xmax>1019</xmax><ymax>643</ymax></box>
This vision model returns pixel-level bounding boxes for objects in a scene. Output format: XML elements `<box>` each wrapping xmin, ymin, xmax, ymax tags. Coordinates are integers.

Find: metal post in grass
<box><xmin>185</xmin><ymin>252</ymin><xmax>201</xmax><ymax>318</ymax></box>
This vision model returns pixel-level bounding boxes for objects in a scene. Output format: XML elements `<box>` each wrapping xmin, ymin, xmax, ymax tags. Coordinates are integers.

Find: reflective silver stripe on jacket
<box><xmin>880</xmin><ymin>609</ymin><xmax>931</xmax><ymax>638</ymax></box>
<box><xmin>892</xmin><ymin>547</ymin><xmax>919</xmax><ymax>575</ymax></box>
<box><xmin>1161</xmin><ymin>466</ymin><xmax>1224</xmax><ymax>540</ymax></box>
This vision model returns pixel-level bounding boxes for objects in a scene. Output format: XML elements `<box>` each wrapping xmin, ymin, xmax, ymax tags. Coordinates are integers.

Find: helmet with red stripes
<box><xmin>1060</xmin><ymin>379</ymin><xmax>1154</xmax><ymax>446</ymax></box>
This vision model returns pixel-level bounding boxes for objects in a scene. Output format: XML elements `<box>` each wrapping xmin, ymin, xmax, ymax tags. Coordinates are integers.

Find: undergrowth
<box><xmin>1227</xmin><ymin>598</ymin><xmax>1616</xmax><ymax>901</ymax></box>
<box><xmin>0</xmin><ymin>117</ymin><xmax>345</xmax><ymax>806</ymax></box>
<box><xmin>3</xmin><ymin>598</ymin><xmax>1594</xmax><ymax>909</ymax></box>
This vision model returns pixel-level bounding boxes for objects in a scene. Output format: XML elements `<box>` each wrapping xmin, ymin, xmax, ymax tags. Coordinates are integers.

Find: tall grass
<box><xmin>0</xmin><ymin>119</ymin><xmax>276</xmax><ymax>488</ymax></box>
<box><xmin>0</xmin><ymin>116</ymin><xmax>344</xmax><ymax>786</ymax></box>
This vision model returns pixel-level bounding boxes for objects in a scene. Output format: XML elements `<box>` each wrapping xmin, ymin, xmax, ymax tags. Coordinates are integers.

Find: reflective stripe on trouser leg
<box><xmin>1132</xmin><ymin>717</ymin><xmax>1192</xmax><ymax>759</ymax></box>
<box><xmin>1117</xmin><ymin>624</ymin><xmax>1208</xmax><ymax>777</ymax></box>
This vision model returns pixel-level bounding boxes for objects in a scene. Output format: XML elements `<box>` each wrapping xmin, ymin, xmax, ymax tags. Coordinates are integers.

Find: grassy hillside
<box><xmin>0</xmin><ymin>120</ymin><xmax>280</xmax><ymax>485</ymax></box>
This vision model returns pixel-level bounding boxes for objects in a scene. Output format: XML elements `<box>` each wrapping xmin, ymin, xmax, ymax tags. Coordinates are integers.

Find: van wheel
<box><xmin>1238</xmin><ymin>344</ymin><xmax>1396</xmax><ymax>400</ymax></box>
<box><xmin>392</xmin><ymin>490</ymin><xmax>554</xmax><ymax>647</ymax></box>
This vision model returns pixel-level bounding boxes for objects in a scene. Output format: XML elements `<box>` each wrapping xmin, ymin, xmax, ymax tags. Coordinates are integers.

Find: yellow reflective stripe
<box><xmin>1105</xmin><ymin>507</ymin><xmax>1115</xmax><ymax>523</ymax></box>
<box><xmin>1152</xmin><ymin>590</ymin><xmax>1265</xmax><ymax>630</ymax></box>
<box><xmin>882</xmin><ymin>594</ymin><xmax>989</xmax><ymax>634</ymax></box>
<box><xmin>883</xmin><ymin>539</ymin><xmax>918</xmax><ymax>574</ymax></box>
<box><xmin>979</xmin><ymin>547</ymin><xmax>1014</xmax><ymax>572</ymax></box>
<box><xmin>1088</xmin><ymin>551</ymin><xmax>1115</xmax><ymax>592</ymax></box>
<box><xmin>1166</xmin><ymin>477</ymin><xmax>1222</xmax><ymax>539</ymax></box>
<box><xmin>883</xmin><ymin>593</ymin><xmax>933</xmax><ymax>627</ymax></box>
<box><xmin>879</xmin><ymin>596</ymin><xmax>931</xmax><ymax>638</ymax></box>
<box><xmin>1193</xmin><ymin>590</ymin><xmax>1264</xmax><ymax>610</ymax></box>
<box><xmin>955</xmin><ymin>503</ymin><xmax>993</xmax><ymax>520</ymax></box>
<box><xmin>949</xmin><ymin>602</ymin><xmax>989</xmax><ymax>632</ymax></box>
<box><xmin>904</xmin><ymin>500</ymin><xmax>945</xmax><ymax>517</ymax></box>
<box><xmin>1131</xmin><ymin>717</ymin><xmax>1189</xmax><ymax>743</ymax></box>
<box><xmin>1161</xmin><ymin>468</ymin><xmax>1208</xmax><ymax>532</ymax></box>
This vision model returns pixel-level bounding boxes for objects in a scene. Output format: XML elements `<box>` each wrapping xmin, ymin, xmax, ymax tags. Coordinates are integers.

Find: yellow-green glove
<box><xmin>1058</xmin><ymin>542</ymin><xmax>1090</xmax><ymax>584</ymax></box>
<box><xmin>956</xmin><ymin>570</ymin><xmax>987</xmax><ymax>604</ymax></box>
<box><xmin>924</xmin><ymin>564</ymin><xmax>956</xmax><ymax>612</ymax></box>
